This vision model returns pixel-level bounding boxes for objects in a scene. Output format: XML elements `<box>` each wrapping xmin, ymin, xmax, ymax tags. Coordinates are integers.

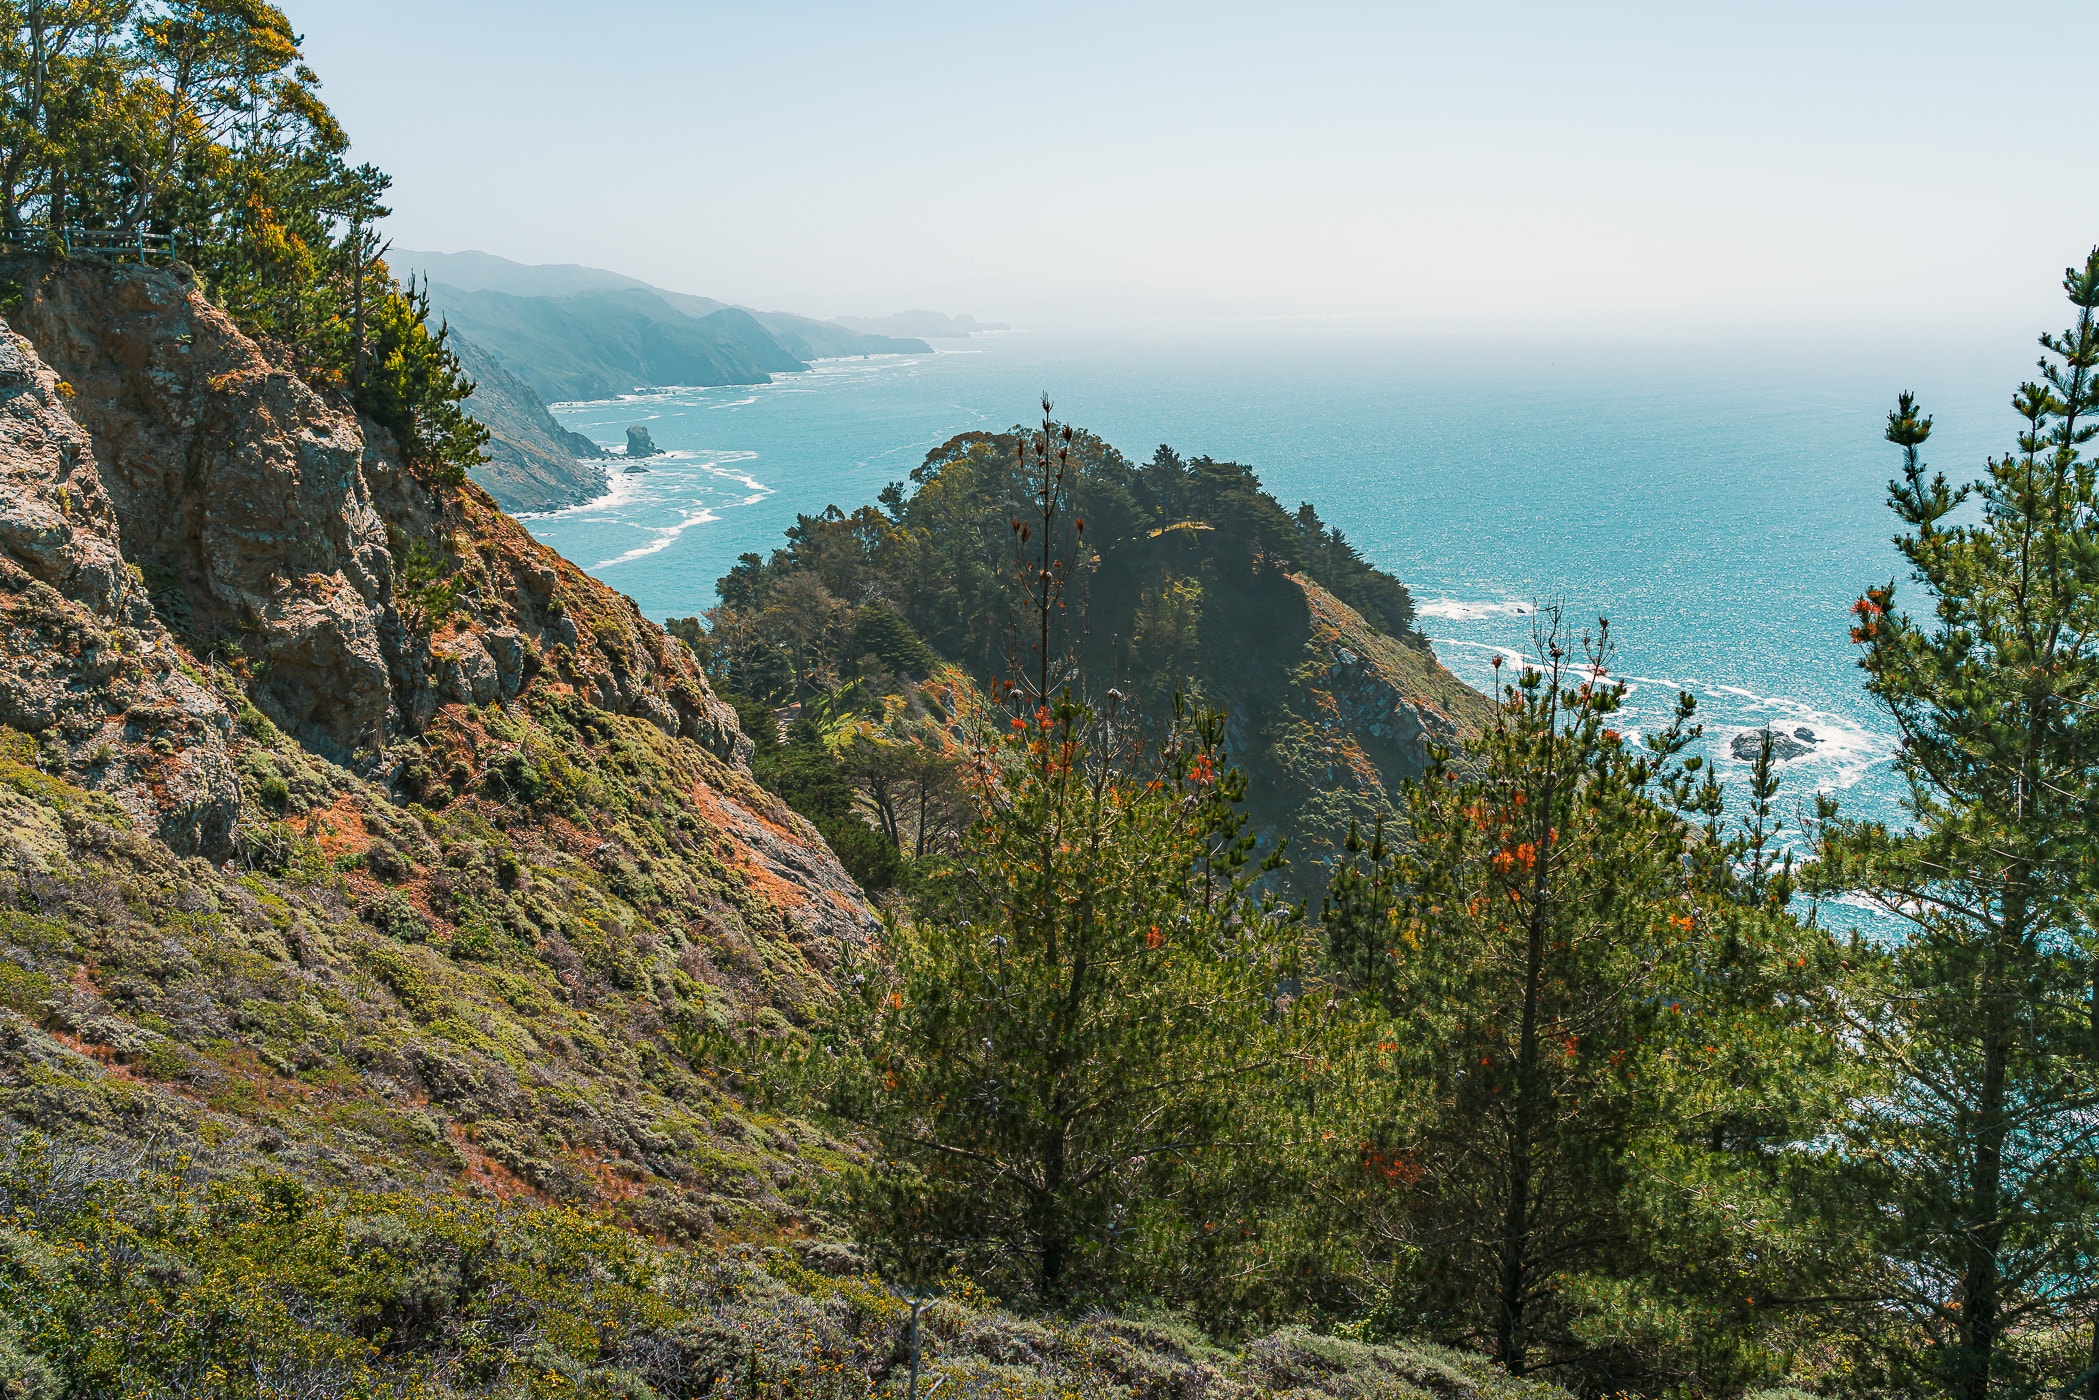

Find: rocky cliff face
<box><xmin>9</xmin><ymin>261</ymin><xmax>750</xmax><ymax>770</ymax></box>
<box><xmin>1228</xmin><ymin>573</ymin><xmax>1494</xmax><ymax>877</ymax></box>
<box><xmin>0</xmin><ymin>320</ymin><xmax>239</xmax><ymax>852</ymax></box>
<box><xmin>0</xmin><ymin>257</ymin><xmax>872</xmax><ymax>1234</ymax></box>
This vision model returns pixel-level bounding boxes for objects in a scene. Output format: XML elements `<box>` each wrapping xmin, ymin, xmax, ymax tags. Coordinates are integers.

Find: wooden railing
<box><xmin>0</xmin><ymin>225</ymin><xmax>179</xmax><ymax>264</ymax></box>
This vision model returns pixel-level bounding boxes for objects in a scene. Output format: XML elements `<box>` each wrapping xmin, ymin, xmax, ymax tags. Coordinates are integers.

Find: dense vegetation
<box><xmin>680</xmin><ymin>411</ymin><xmax>1479</xmax><ymax>893</ymax></box>
<box><xmin>0</xmin><ymin>0</ymin><xmax>483</xmax><ymax>476</ymax></box>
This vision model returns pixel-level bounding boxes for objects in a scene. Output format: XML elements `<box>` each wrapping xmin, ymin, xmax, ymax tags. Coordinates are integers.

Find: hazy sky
<box><xmin>297</xmin><ymin>2</ymin><xmax>2093</xmax><ymax>328</ymax></box>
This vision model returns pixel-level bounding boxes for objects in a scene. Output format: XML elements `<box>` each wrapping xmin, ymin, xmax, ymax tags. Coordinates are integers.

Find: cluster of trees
<box><xmin>759</xmin><ymin>261</ymin><xmax>2099</xmax><ymax>1399</ymax></box>
<box><xmin>0</xmin><ymin>0</ymin><xmax>482</xmax><ymax>473</ymax></box>
<box><xmin>697</xmin><ymin>424</ymin><xmax>1413</xmax><ymax>711</ymax></box>
<box><xmin>678</xmin><ymin>410</ymin><xmax>1442</xmax><ymax>898</ymax></box>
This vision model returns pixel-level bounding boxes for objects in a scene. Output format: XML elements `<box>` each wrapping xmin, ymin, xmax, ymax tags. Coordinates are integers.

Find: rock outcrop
<box><xmin>1731</xmin><ymin>726</ymin><xmax>1817</xmax><ymax>762</ymax></box>
<box><xmin>0</xmin><ymin>321</ymin><xmax>238</xmax><ymax>852</ymax></box>
<box><xmin>8</xmin><ymin>259</ymin><xmax>749</xmax><ymax>771</ymax></box>
<box><xmin>625</xmin><ymin>424</ymin><xmax>660</xmax><ymax>458</ymax></box>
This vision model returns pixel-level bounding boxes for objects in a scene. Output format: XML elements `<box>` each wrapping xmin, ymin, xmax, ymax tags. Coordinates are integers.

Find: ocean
<box><xmin>526</xmin><ymin>318</ymin><xmax>2032</xmax><ymax>893</ymax></box>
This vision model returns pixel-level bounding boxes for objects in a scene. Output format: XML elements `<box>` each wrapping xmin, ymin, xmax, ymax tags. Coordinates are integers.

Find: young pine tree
<box><xmin>1806</xmin><ymin>249</ymin><xmax>2099</xmax><ymax>1400</ymax></box>
<box><xmin>1325</xmin><ymin>612</ymin><xmax>1842</xmax><ymax>1393</ymax></box>
<box><xmin>837</xmin><ymin>405</ymin><xmax>1323</xmax><ymax>1313</ymax></box>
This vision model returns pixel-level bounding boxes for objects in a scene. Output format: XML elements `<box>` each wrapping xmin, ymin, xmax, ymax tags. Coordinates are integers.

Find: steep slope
<box><xmin>1255</xmin><ymin>572</ymin><xmax>1491</xmax><ymax>862</ymax></box>
<box><xmin>0</xmin><ymin>257</ymin><xmax>873</xmax><ymax>1235</ymax></box>
<box><xmin>0</xmin><ymin>322</ymin><xmax>239</xmax><ymax>853</ymax></box>
<box><xmin>450</xmin><ymin>331</ymin><xmax>609</xmax><ymax>512</ymax></box>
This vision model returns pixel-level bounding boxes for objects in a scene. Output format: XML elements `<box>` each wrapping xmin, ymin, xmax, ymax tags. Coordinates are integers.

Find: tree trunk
<box><xmin>1959</xmin><ymin>907</ymin><xmax>2016</xmax><ymax>1400</ymax></box>
<box><xmin>1037</xmin><ymin>1115</ymin><xmax>1068</xmax><ymax>1297</ymax></box>
<box><xmin>1497</xmin><ymin>762</ymin><xmax>1557</xmax><ymax>1375</ymax></box>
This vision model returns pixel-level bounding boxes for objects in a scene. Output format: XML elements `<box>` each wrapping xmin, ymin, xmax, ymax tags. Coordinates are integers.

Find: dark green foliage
<box><xmin>0</xmin><ymin>1</ymin><xmax>486</xmax><ymax>482</ymax></box>
<box><xmin>1323</xmin><ymin>617</ymin><xmax>1846</xmax><ymax>1395</ymax></box>
<box><xmin>837</xmin><ymin>695</ymin><xmax>1320</xmax><ymax>1314</ymax></box>
<box><xmin>701</xmin><ymin>423</ymin><xmax>1472</xmax><ymax>895</ymax></box>
<box><xmin>352</xmin><ymin>277</ymin><xmax>488</xmax><ymax>479</ymax></box>
<box><xmin>1804</xmin><ymin>249</ymin><xmax>2099</xmax><ymax>1400</ymax></box>
<box><xmin>850</xmin><ymin>602</ymin><xmax>937</xmax><ymax>679</ymax></box>
<box><xmin>716</xmin><ymin>688</ymin><xmax>778</xmax><ymax>752</ymax></box>
<box><xmin>752</xmin><ymin>717</ymin><xmax>900</xmax><ymax>891</ymax></box>
<box><xmin>716</xmin><ymin>433</ymin><xmax>1416</xmax><ymax>689</ymax></box>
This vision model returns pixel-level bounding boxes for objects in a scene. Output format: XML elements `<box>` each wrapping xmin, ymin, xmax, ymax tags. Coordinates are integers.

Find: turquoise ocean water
<box><xmin>526</xmin><ymin>320</ymin><xmax>2031</xmax><ymax>885</ymax></box>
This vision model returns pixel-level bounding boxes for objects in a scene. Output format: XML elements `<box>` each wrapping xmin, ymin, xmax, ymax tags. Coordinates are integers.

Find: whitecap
<box><xmin>591</xmin><ymin>506</ymin><xmax>723</xmax><ymax>570</ymax></box>
<box><xmin>1416</xmin><ymin>597</ymin><xmax>1534</xmax><ymax>621</ymax></box>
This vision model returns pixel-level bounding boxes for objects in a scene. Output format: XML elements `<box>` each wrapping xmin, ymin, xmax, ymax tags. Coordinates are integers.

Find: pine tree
<box><xmin>1806</xmin><ymin>248</ymin><xmax>2099</xmax><ymax>1400</ymax></box>
<box><xmin>837</xmin><ymin>407</ymin><xmax>1323</xmax><ymax>1311</ymax></box>
<box><xmin>1325</xmin><ymin>611</ymin><xmax>1842</xmax><ymax>1393</ymax></box>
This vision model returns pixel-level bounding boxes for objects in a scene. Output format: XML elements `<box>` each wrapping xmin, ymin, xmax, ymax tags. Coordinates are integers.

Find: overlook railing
<box><xmin>0</xmin><ymin>225</ymin><xmax>179</xmax><ymax>264</ymax></box>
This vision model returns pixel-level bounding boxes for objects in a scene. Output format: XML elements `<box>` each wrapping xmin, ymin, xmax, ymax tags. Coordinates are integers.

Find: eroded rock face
<box><xmin>6</xmin><ymin>259</ymin><xmax>750</xmax><ymax>772</ymax></box>
<box><xmin>11</xmin><ymin>262</ymin><xmax>397</xmax><ymax>759</ymax></box>
<box><xmin>0</xmin><ymin>260</ymin><xmax>879</xmax><ymax>1230</ymax></box>
<box><xmin>0</xmin><ymin>323</ymin><xmax>238</xmax><ymax>852</ymax></box>
<box><xmin>0</xmin><ymin>257</ymin><xmax>848</xmax><ymax>940</ymax></box>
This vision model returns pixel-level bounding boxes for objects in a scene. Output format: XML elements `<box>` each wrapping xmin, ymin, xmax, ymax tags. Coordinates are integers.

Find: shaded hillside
<box><xmin>0</xmin><ymin>257</ymin><xmax>872</xmax><ymax>1236</ymax></box>
<box><xmin>450</xmin><ymin>330</ymin><xmax>609</xmax><ymax>512</ymax></box>
<box><xmin>401</xmin><ymin>248</ymin><xmax>932</xmax><ymax>391</ymax></box>
<box><xmin>427</xmin><ymin>283</ymin><xmax>806</xmax><ymax>402</ymax></box>
<box><xmin>702</xmin><ymin>427</ymin><xmax>1492</xmax><ymax>886</ymax></box>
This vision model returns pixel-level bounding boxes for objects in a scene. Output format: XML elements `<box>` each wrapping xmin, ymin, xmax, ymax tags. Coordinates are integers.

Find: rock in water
<box><xmin>626</xmin><ymin>424</ymin><xmax>661</xmax><ymax>458</ymax></box>
<box><xmin>1731</xmin><ymin>727</ymin><xmax>1815</xmax><ymax>762</ymax></box>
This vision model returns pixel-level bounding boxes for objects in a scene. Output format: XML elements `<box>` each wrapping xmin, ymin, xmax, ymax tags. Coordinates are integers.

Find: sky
<box><xmin>296</xmin><ymin>1</ymin><xmax>2094</xmax><ymax>330</ymax></box>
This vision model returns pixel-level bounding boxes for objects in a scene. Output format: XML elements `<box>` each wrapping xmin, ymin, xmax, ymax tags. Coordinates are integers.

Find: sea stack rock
<box><xmin>1730</xmin><ymin>727</ymin><xmax>1817</xmax><ymax>762</ymax></box>
<box><xmin>626</xmin><ymin>425</ymin><xmax>661</xmax><ymax>458</ymax></box>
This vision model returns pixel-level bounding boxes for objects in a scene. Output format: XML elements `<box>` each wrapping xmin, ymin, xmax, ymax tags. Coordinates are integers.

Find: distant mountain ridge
<box><xmin>393</xmin><ymin>249</ymin><xmax>943</xmax><ymax>515</ymax></box>
<box><xmin>429</xmin><ymin>283</ymin><xmax>808</xmax><ymax>404</ymax></box>
<box><xmin>397</xmin><ymin>248</ymin><xmax>935</xmax><ymax>400</ymax></box>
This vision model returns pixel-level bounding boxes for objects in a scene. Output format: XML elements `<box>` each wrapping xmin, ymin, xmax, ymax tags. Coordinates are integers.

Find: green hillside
<box><xmin>695</xmin><ymin>424</ymin><xmax>1493</xmax><ymax>891</ymax></box>
<box><xmin>401</xmin><ymin>248</ymin><xmax>934</xmax><ymax>399</ymax></box>
<box><xmin>450</xmin><ymin>331</ymin><xmax>609</xmax><ymax>511</ymax></box>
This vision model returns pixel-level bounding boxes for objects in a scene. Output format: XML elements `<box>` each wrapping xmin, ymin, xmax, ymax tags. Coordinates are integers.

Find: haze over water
<box><xmin>525</xmin><ymin>320</ymin><xmax>2032</xmax><ymax>897</ymax></box>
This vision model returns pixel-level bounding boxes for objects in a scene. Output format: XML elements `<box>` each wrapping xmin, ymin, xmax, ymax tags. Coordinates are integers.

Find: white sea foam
<box><xmin>512</xmin><ymin>461</ymin><xmax>652</xmax><ymax>521</ymax></box>
<box><xmin>591</xmin><ymin>506</ymin><xmax>722</xmax><ymax>570</ymax></box>
<box><xmin>515</xmin><ymin>449</ymin><xmax>766</xmax><ymax>523</ymax></box>
<box><xmin>1430</xmin><ymin>641</ymin><xmax>1895</xmax><ymax>797</ymax></box>
<box><xmin>1700</xmin><ymin>685</ymin><xmax>1894</xmax><ymax>793</ymax></box>
<box><xmin>1412</xmin><ymin>597</ymin><xmax>1536</xmax><ymax>622</ymax></box>
<box><xmin>1431</xmin><ymin>638</ymin><xmax>1534</xmax><ymax>669</ymax></box>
